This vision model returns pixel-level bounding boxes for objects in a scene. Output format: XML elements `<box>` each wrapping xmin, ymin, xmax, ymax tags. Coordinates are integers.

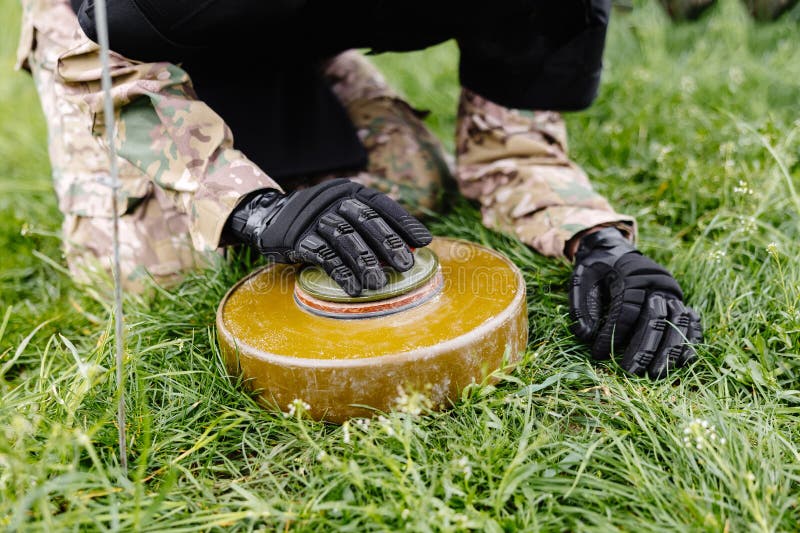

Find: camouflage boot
<box><xmin>742</xmin><ymin>0</ymin><xmax>799</xmax><ymax>20</ymax></box>
<box><xmin>658</xmin><ymin>0</ymin><xmax>717</xmax><ymax>20</ymax></box>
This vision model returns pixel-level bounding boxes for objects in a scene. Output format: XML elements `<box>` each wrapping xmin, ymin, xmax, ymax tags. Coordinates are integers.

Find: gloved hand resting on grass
<box><xmin>569</xmin><ymin>227</ymin><xmax>703</xmax><ymax>379</ymax></box>
<box><xmin>224</xmin><ymin>178</ymin><xmax>432</xmax><ymax>297</ymax></box>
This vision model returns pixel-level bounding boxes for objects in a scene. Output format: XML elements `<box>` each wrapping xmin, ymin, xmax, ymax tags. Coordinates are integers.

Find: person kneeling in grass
<box><xmin>17</xmin><ymin>0</ymin><xmax>702</xmax><ymax>379</ymax></box>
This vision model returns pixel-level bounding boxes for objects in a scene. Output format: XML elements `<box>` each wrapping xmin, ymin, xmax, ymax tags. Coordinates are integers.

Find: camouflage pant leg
<box><xmin>19</xmin><ymin>0</ymin><xmax>280</xmax><ymax>292</ymax></box>
<box><xmin>63</xmin><ymin>187</ymin><xmax>205</xmax><ymax>294</ymax></box>
<box><xmin>321</xmin><ymin>50</ymin><xmax>452</xmax><ymax>216</ymax></box>
<box><xmin>455</xmin><ymin>88</ymin><xmax>636</xmax><ymax>259</ymax></box>
<box><xmin>25</xmin><ymin>13</ymin><xmax>205</xmax><ymax>293</ymax></box>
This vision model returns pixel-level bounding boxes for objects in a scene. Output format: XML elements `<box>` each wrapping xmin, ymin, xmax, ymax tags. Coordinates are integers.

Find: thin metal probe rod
<box><xmin>92</xmin><ymin>0</ymin><xmax>128</xmax><ymax>474</ymax></box>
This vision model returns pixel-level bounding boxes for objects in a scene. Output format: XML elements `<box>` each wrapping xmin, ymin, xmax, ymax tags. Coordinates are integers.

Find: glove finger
<box><xmin>678</xmin><ymin>307</ymin><xmax>703</xmax><ymax>367</ymax></box>
<box><xmin>337</xmin><ymin>198</ymin><xmax>415</xmax><ymax>272</ymax></box>
<box><xmin>619</xmin><ymin>293</ymin><xmax>669</xmax><ymax>377</ymax></box>
<box><xmin>569</xmin><ymin>262</ymin><xmax>610</xmax><ymax>343</ymax></box>
<box><xmin>316</xmin><ymin>211</ymin><xmax>387</xmax><ymax>291</ymax></box>
<box><xmin>646</xmin><ymin>297</ymin><xmax>693</xmax><ymax>379</ymax></box>
<box><xmin>355</xmin><ymin>188</ymin><xmax>433</xmax><ymax>248</ymax></box>
<box><xmin>652</xmin><ymin>302</ymin><xmax>703</xmax><ymax>377</ymax></box>
<box><xmin>591</xmin><ymin>285</ymin><xmax>647</xmax><ymax>360</ymax></box>
<box><xmin>297</xmin><ymin>232</ymin><xmax>362</xmax><ymax>297</ymax></box>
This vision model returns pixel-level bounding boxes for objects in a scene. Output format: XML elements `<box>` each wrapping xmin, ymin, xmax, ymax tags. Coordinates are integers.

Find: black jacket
<box><xmin>73</xmin><ymin>0</ymin><xmax>610</xmax><ymax>178</ymax></box>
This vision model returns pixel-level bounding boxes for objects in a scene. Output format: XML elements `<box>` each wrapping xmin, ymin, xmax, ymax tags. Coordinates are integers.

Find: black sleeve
<box><xmin>73</xmin><ymin>0</ymin><xmax>307</xmax><ymax>63</ymax></box>
<box><xmin>457</xmin><ymin>0</ymin><xmax>611</xmax><ymax>111</ymax></box>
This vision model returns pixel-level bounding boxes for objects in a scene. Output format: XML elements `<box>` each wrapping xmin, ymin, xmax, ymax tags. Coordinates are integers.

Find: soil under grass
<box><xmin>2</xmin><ymin>1</ymin><xmax>799</xmax><ymax>531</ymax></box>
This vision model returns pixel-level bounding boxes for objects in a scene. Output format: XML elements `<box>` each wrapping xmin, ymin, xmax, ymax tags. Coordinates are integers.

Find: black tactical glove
<box><xmin>224</xmin><ymin>179</ymin><xmax>432</xmax><ymax>297</ymax></box>
<box><xmin>568</xmin><ymin>228</ymin><xmax>703</xmax><ymax>379</ymax></box>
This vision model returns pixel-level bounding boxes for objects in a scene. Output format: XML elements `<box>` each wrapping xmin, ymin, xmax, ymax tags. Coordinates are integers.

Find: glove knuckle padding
<box><xmin>297</xmin><ymin>232</ymin><xmax>333</xmax><ymax>261</ymax></box>
<box><xmin>355</xmin><ymin>188</ymin><xmax>433</xmax><ymax>248</ymax></box>
<box><xmin>316</xmin><ymin>212</ymin><xmax>386</xmax><ymax>290</ymax></box>
<box><xmin>297</xmin><ymin>232</ymin><xmax>361</xmax><ymax>297</ymax></box>
<box><xmin>279</xmin><ymin>179</ymin><xmax>360</xmax><ymax>247</ymax></box>
<box><xmin>620</xmin><ymin>293</ymin><xmax>669</xmax><ymax>376</ymax></box>
<box><xmin>626</xmin><ymin>296</ymin><xmax>703</xmax><ymax>379</ymax></box>
<box><xmin>644</xmin><ymin>298</ymin><xmax>694</xmax><ymax>379</ymax></box>
<box><xmin>337</xmin><ymin>199</ymin><xmax>414</xmax><ymax>272</ymax></box>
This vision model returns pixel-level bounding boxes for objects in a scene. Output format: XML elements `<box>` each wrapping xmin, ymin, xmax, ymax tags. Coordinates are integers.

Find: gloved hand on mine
<box><xmin>224</xmin><ymin>178</ymin><xmax>432</xmax><ymax>297</ymax></box>
<box><xmin>568</xmin><ymin>227</ymin><xmax>703</xmax><ymax>379</ymax></box>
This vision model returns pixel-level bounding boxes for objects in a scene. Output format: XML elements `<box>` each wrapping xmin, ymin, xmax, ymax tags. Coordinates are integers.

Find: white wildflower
<box><xmin>342</xmin><ymin>421</ymin><xmax>351</xmax><ymax>445</ymax></box>
<box><xmin>738</xmin><ymin>216</ymin><xmax>757</xmax><ymax>234</ymax></box>
<box><xmin>682</xmin><ymin>417</ymin><xmax>725</xmax><ymax>451</ymax></box>
<box><xmin>708</xmin><ymin>250</ymin><xmax>727</xmax><ymax>264</ymax></box>
<box><xmin>284</xmin><ymin>398</ymin><xmax>311</xmax><ymax>418</ymax></box>
<box><xmin>733</xmin><ymin>180</ymin><xmax>754</xmax><ymax>195</ymax></box>
<box><xmin>766</xmin><ymin>242</ymin><xmax>779</xmax><ymax>257</ymax></box>
<box><xmin>377</xmin><ymin>415</ymin><xmax>395</xmax><ymax>437</ymax></box>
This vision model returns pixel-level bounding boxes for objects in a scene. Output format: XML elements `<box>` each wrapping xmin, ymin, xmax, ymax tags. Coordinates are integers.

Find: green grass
<box><xmin>2</xmin><ymin>0</ymin><xmax>800</xmax><ymax>530</ymax></box>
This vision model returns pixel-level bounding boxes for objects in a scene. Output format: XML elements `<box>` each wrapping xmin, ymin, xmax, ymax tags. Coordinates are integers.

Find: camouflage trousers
<box><xmin>19</xmin><ymin>0</ymin><xmax>633</xmax><ymax>293</ymax></box>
